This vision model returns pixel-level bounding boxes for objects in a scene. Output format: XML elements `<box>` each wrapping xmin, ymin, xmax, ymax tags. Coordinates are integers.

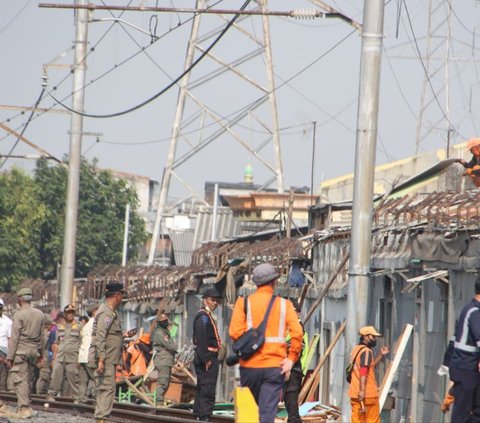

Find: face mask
<box><xmin>158</xmin><ymin>320</ymin><xmax>169</xmax><ymax>329</ymax></box>
<box><xmin>369</xmin><ymin>339</ymin><xmax>377</xmax><ymax>348</ymax></box>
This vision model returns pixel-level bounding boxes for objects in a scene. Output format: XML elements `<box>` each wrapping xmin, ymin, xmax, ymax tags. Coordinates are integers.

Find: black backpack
<box><xmin>345</xmin><ymin>346</ymin><xmax>367</xmax><ymax>384</ymax></box>
<box><xmin>232</xmin><ymin>295</ymin><xmax>276</xmax><ymax>360</ymax></box>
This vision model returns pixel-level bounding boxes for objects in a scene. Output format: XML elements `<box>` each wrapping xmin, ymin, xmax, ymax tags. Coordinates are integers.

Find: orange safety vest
<box><xmin>229</xmin><ymin>284</ymin><xmax>303</xmax><ymax>368</ymax></box>
<box><xmin>348</xmin><ymin>345</ymin><xmax>379</xmax><ymax>399</ymax></box>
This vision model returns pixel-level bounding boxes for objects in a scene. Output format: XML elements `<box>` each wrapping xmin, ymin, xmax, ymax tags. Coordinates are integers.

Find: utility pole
<box><xmin>60</xmin><ymin>0</ymin><xmax>88</xmax><ymax>308</ymax></box>
<box><xmin>343</xmin><ymin>0</ymin><xmax>385</xmax><ymax>418</ymax></box>
<box><xmin>122</xmin><ymin>204</ymin><xmax>131</xmax><ymax>267</ymax></box>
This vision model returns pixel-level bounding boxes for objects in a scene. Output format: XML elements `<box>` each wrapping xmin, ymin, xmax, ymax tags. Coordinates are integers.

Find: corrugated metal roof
<box><xmin>170</xmin><ymin>229</ymin><xmax>195</xmax><ymax>267</ymax></box>
<box><xmin>192</xmin><ymin>206</ymin><xmax>241</xmax><ymax>250</ymax></box>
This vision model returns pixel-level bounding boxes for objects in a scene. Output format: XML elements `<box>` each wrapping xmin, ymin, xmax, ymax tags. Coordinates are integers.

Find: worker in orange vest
<box><xmin>348</xmin><ymin>326</ymin><xmax>390</xmax><ymax>423</ymax></box>
<box><xmin>229</xmin><ymin>263</ymin><xmax>303</xmax><ymax>423</ymax></box>
<box><xmin>457</xmin><ymin>137</ymin><xmax>480</xmax><ymax>186</ymax></box>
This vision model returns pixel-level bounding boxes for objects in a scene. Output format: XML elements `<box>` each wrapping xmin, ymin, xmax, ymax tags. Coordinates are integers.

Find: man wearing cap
<box><xmin>77</xmin><ymin>303</ymin><xmax>99</xmax><ymax>402</ymax></box>
<box><xmin>47</xmin><ymin>304</ymin><xmax>81</xmax><ymax>400</ymax></box>
<box><xmin>348</xmin><ymin>326</ymin><xmax>390</xmax><ymax>423</ymax></box>
<box><xmin>457</xmin><ymin>137</ymin><xmax>480</xmax><ymax>186</ymax></box>
<box><xmin>151</xmin><ymin>312</ymin><xmax>177</xmax><ymax>405</ymax></box>
<box><xmin>90</xmin><ymin>283</ymin><xmax>136</xmax><ymax>423</ymax></box>
<box><xmin>229</xmin><ymin>263</ymin><xmax>303</xmax><ymax>423</ymax></box>
<box><xmin>192</xmin><ymin>285</ymin><xmax>223</xmax><ymax>421</ymax></box>
<box><xmin>0</xmin><ymin>298</ymin><xmax>12</xmax><ymax>391</ymax></box>
<box><xmin>6</xmin><ymin>287</ymin><xmax>45</xmax><ymax>418</ymax></box>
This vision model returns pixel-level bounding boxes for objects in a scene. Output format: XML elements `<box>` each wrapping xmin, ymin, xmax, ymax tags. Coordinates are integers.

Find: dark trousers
<box><xmin>240</xmin><ymin>367</ymin><xmax>284</xmax><ymax>423</ymax></box>
<box><xmin>0</xmin><ymin>361</ymin><xmax>8</xmax><ymax>391</ymax></box>
<box><xmin>450</xmin><ymin>367</ymin><xmax>480</xmax><ymax>423</ymax></box>
<box><xmin>285</xmin><ymin>369</ymin><xmax>303</xmax><ymax>423</ymax></box>
<box><xmin>193</xmin><ymin>357</ymin><xmax>219</xmax><ymax>420</ymax></box>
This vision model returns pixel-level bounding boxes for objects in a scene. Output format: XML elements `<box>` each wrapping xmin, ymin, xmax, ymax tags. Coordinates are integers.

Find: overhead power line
<box><xmin>50</xmin><ymin>0</ymin><xmax>256</xmax><ymax>118</ymax></box>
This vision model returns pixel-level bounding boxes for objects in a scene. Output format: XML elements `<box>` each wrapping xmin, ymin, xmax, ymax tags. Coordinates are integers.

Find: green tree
<box><xmin>35</xmin><ymin>157</ymin><xmax>147</xmax><ymax>279</ymax></box>
<box><xmin>0</xmin><ymin>168</ymin><xmax>47</xmax><ymax>289</ymax></box>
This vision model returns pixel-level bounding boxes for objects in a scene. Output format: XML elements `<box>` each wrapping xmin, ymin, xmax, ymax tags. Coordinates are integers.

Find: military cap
<box><xmin>17</xmin><ymin>287</ymin><xmax>33</xmax><ymax>297</ymax></box>
<box><xmin>252</xmin><ymin>263</ymin><xmax>279</xmax><ymax>286</ymax></box>
<box><xmin>64</xmin><ymin>304</ymin><xmax>76</xmax><ymax>313</ymax></box>
<box><xmin>105</xmin><ymin>282</ymin><xmax>127</xmax><ymax>296</ymax></box>
<box><xmin>202</xmin><ymin>285</ymin><xmax>223</xmax><ymax>299</ymax></box>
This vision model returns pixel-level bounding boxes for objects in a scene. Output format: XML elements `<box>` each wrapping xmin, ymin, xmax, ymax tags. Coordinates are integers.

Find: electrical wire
<box><xmin>4</xmin><ymin>4</ymin><xmax>356</xmax><ymax>154</ymax></box>
<box><xmin>450</xmin><ymin>41</ymin><xmax>479</xmax><ymax>135</ymax></box>
<box><xmin>383</xmin><ymin>47</ymin><xmax>418</xmax><ymax>120</ymax></box>
<box><xmin>0</xmin><ymin>86</ymin><xmax>47</xmax><ymax>170</ymax></box>
<box><xmin>0</xmin><ymin>0</ymin><xmax>32</xmax><ymax>36</ymax></box>
<box><xmin>80</xmin><ymin>27</ymin><xmax>358</xmax><ymax>148</ymax></box>
<box><xmin>446</xmin><ymin>0</ymin><xmax>480</xmax><ymax>38</ymax></box>
<box><xmin>0</xmin><ymin>0</ymin><xmax>225</xmax><ymax>139</ymax></box>
<box><xmin>51</xmin><ymin>0</ymin><xmax>253</xmax><ymax>119</ymax></box>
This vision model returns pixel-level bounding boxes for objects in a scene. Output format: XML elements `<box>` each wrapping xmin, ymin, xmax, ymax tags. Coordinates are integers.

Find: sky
<box><xmin>1</xmin><ymin>0</ymin><xmax>480</xmax><ymax>204</ymax></box>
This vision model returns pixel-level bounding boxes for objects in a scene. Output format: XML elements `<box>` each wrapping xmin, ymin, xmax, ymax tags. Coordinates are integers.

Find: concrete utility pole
<box><xmin>344</xmin><ymin>0</ymin><xmax>385</xmax><ymax>416</ymax></box>
<box><xmin>60</xmin><ymin>0</ymin><xmax>89</xmax><ymax>308</ymax></box>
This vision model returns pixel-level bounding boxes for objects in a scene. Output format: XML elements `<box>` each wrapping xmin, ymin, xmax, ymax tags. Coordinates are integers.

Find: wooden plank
<box><xmin>174</xmin><ymin>361</ymin><xmax>197</xmax><ymax>384</ymax></box>
<box><xmin>298</xmin><ymin>280</ymin><xmax>310</xmax><ymax>311</ymax></box>
<box><xmin>379</xmin><ymin>323</ymin><xmax>413</xmax><ymax>409</ymax></box>
<box><xmin>298</xmin><ymin>320</ymin><xmax>346</xmax><ymax>404</ymax></box>
<box><xmin>122</xmin><ymin>376</ymin><xmax>156</xmax><ymax>407</ymax></box>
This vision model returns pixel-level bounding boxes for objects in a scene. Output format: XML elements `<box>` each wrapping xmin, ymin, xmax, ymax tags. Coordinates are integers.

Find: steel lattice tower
<box><xmin>415</xmin><ymin>0</ymin><xmax>453</xmax><ymax>154</ymax></box>
<box><xmin>148</xmin><ymin>0</ymin><xmax>284</xmax><ymax>263</ymax></box>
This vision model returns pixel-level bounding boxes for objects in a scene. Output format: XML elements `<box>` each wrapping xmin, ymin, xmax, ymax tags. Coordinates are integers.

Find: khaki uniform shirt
<box><xmin>153</xmin><ymin>326</ymin><xmax>176</xmax><ymax>367</ymax></box>
<box><xmin>6</xmin><ymin>304</ymin><xmax>44</xmax><ymax>360</ymax></box>
<box><xmin>89</xmin><ymin>303</ymin><xmax>123</xmax><ymax>365</ymax></box>
<box><xmin>54</xmin><ymin>321</ymin><xmax>81</xmax><ymax>363</ymax></box>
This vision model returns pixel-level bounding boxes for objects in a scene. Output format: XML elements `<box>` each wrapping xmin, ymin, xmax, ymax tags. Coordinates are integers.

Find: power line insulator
<box><xmin>290</xmin><ymin>9</ymin><xmax>321</xmax><ymax>19</ymax></box>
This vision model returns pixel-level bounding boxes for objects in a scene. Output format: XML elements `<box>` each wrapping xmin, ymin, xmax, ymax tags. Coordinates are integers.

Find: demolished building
<box><xmin>310</xmin><ymin>187</ymin><xmax>480</xmax><ymax>422</ymax></box>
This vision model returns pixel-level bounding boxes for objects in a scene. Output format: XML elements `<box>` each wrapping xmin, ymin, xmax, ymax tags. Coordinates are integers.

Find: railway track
<box><xmin>0</xmin><ymin>393</ymin><xmax>234</xmax><ymax>423</ymax></box>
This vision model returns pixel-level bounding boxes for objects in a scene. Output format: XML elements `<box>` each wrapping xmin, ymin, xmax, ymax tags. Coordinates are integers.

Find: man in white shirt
<box><xmin>0</xmin><ymin>299</ymin><xmax>12</xmax><ymax>391</ymax></box>
<box><xmin>78</xmin><ymin>303</ymin><xmax>98</xmax><ymax>402</ymax></box>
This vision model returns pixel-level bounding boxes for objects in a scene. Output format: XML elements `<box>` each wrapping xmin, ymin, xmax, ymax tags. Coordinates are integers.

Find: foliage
<box><xmin>0</xmin><ymin>158</ymin><xmax>147</xmax><ymax>290</ymax></box>
<box><xmin>0</xmin><ymin>168</ymin><xmax>47</xmax><ymax>290</ymax></box>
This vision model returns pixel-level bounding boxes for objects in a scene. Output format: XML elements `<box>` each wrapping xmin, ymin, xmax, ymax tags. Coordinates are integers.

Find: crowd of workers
<box><xmin>3</xmin><ymin>261</ymin><xmax>471</xmax><ymax>423</ymax></box>
<box><xmin>0</xmin><ymin>263</ymin><xmax>308</xmax><ymax>423</ymax></box>
<box><xmin>0</xmin><ymin>283</ymin><xmax>176</xmax><ymax>421</ymax></box>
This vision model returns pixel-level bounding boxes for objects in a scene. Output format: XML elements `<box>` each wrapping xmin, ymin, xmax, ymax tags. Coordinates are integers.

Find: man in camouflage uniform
<box><xmin>89</xmin><ymin>283</ymin><xmax>136</xmax><ymax>423</ymax></box>
<box><xmin>152</xmin><ymin>313</ymin><xmax>177</xmax><ymax>405</ymax></box>
<box><xmin>6</xmin><ymin>287</ymin><xmax>44</xmax><ymax>418</ymax></box>
<box><xmin>47</xmin><ymin>304</ymin><xmax>81</xmax><ymax>400</ymax></box>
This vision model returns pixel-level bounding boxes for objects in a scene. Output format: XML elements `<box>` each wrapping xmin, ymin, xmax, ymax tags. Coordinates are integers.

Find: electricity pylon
<box><xmin>148</xmin><ymin>0</ymin><xmax>284</xmax><ymax>264</ymax></box>
<box><xmin>415</xmin><ymin>0</ymin><xmax>454</xmax><ymax>154</ymax></box>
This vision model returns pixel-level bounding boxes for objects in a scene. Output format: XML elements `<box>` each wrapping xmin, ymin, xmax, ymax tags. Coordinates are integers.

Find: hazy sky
<box><xmin>1</xmin><ymin>0</ymin><xmax>480</xmax><ymax>201</ymax></box>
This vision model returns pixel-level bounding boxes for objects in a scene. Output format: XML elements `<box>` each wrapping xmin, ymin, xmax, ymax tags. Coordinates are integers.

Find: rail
<box><xmin>0</xmin><ymin>393</ymin><xmax>234</xmax><ymax>423</ymax></box>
